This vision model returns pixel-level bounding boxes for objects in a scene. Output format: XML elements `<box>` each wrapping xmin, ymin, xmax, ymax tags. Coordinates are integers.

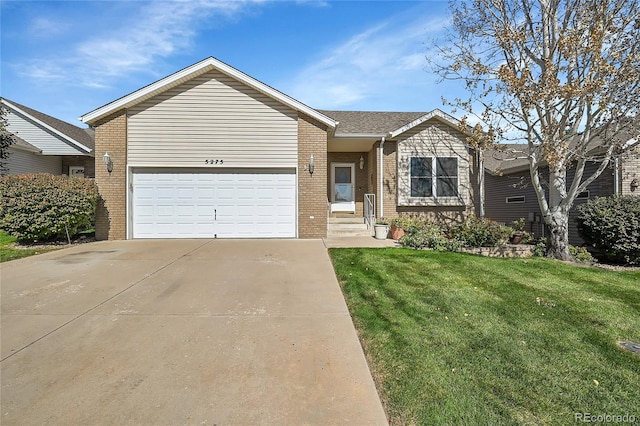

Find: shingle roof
<box><xmin>484</xmin><ymin>144</ymin><xmax>530</xmax><ymax>174</ymax></box>
<box><xmin>11</xmin><ymin>135</ymin><xmax>41</xmax><ymax>153</ymax></box>
<box><xmin>319</xmin><ymin>110</ymin><xmax>427</xmax><ymax>135</ymax></box>
<box><xmin>2</xmin><ymin>98</ymin><xmax>95</xmax><ymax>153</ymax></box>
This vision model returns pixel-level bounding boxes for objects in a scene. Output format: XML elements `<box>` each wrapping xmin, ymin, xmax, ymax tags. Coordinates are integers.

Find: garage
<box><xmin>132</xmin><ymin>169</ymin><xmax>296</xmax><ymax>238</ymax></box>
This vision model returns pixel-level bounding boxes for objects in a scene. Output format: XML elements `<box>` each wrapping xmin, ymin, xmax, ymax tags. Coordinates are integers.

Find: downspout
<box><xmin>614</xmin><ymin>156</ymin><xmax>620</xmax><ymax>195</ymax></box>
<box><xmin>379</xmin><ymin>137</ymin><xmax>385</xmax><ymax>218</ymax></box>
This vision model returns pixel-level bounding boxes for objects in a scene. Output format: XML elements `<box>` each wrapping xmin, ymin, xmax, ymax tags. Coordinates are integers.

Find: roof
<box><xmin>319</xmin><ymin>110</ymin><xmax>426</xmax><ymax>136</ymax></box>
<box><xmin>320</xmin><ymin>109</ymin><xmax>467</xmax><ymax>138</ymax></box>
<box><xmin>81</xmin><ymin>57</ymin><xmax>337</xmax><ymax>129</ymax></box>
<box><xmin>484</xmin><ymin>144</ymin><xmax>530</xmax><ymax>174</ymax></box>
<box><xmin>11</xmin><ymin>135</ymin><xmax>42</xmax><ymax>153</ymax></box>
<box><xmin>1</xmin><ymin>98</ymin><xmax>94</xmax><ymax>154</ymax></box>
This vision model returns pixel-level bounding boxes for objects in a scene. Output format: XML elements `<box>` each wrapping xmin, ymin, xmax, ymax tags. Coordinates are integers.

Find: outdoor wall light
<box><xmin>103</xmin><ymin>152</ymin><xmax>113</xmax><ymax>173</ymax></box>
<box><xmin>308</xmin><ymin>155</ymin><xmax>315</xmax><ymax>175</ymax></box>
<box><xmin>359</xmin><ymin>155</ymin><xmax>365</xmax><ymax>170</ymax></box>
<box><xmin>631</xmin><ymin>178</ymin><xmax>639</xmax><ymax>192</ymax></box>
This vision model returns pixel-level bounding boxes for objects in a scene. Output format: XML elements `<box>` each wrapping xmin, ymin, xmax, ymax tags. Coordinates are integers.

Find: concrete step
<box><xmin>328</xmin><ymin>217</ymin><xmax>365</xmax><ymax>224</ymax></box>
<box><xmin>327</xmin><ymin>221</ymin><xmax>372</xmax><ymax>238</ymax></box>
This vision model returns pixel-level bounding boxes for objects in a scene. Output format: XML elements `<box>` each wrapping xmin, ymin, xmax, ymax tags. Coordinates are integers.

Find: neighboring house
<box><xmin>80</xmin><ymin>56</ymin><xmax>481</xmax><ymax>240</ymax></box>
<box><xmin>484</xmin><ymin>141</ymin><xmax>640</xmax><ymax>245</ymax></box>
<box><xmin>1</xmin><ymin>98</ymin><xmax>95</xmax><ymax>177</ymax></box>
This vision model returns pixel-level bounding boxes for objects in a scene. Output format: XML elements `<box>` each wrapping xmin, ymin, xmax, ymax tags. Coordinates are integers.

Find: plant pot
<box><xmin>390</xmin><ymin>225</ymin><xmax>405</xmax><ymax>240</ymax></box>
<box><xmin>510</xmin><ymin>234</ymin><xmax>523</xmax><ymax>244</ymax></box>
<box><xmin>374</xmin><ymin>224</ymin><xmax>388</xmax><ymax>240</ymax></box>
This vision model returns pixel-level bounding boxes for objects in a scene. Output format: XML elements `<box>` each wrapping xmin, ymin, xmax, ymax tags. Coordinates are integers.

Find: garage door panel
<box><xmin>132</xmin><ymin>169</ymin><xmax>295</xmax><ymax>238</ymax></box>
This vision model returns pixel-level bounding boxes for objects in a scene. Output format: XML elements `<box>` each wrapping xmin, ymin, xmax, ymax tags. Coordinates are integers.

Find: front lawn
<box><xmin>329</xmin><ymin>248</ymin><xmax>640</xmax><ymax>425</ymax></box>
<box><xmin>0</xmin><ymin>231</ymin><xmax>61</xmax><ymax>262</ymax></box>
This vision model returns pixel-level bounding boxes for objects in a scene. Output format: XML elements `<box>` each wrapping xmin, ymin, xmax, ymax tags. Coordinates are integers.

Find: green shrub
<box><xmin>389</xmin><ymin>216</ymin><xmax>427</xmax><ymax>233</ymax></box>
<box><xmin>569</xmin><ymin>245</ymin><xmax>597</xmax><ymax>264</ymax></box>
<box><xmin>0</xmin><ymin>174</ymin><xmax>98</xmax><ymax>243</ymax></box>
<box><xmin>449</xmin><ymin>216</ymin><xmax>513</xmax><ymax>247</ymax></box>
<box><xmin>400</xmin><ymin>221</ymin><xmax>462</xmax><ymax>251</ymax></box>
<box><xmin>576</xmin><ymin>195</ymin><xmax>640</xmax><ymax>265</ymax></box>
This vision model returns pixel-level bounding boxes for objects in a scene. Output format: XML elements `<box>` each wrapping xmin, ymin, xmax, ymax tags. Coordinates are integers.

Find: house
<box><xmin>484</xmin><ymin>141</ymin><xmax>640</xmax><ymax>245</ymax></box>
<box><xmin>1</xmin><ymin>98</ymin><xmax>95</xmax><ymax>177</ymax></box>
<box><xmin>80</xmin><ymin>57</ymin><xmax>481</xmax><ymax>240</ymax></box>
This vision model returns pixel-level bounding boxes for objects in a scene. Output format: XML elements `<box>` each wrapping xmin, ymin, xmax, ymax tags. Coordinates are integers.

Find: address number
<box><xmin>205</xmin><ymin>159</ymin><xmax>224</xmax><ymax>165</ymax></box>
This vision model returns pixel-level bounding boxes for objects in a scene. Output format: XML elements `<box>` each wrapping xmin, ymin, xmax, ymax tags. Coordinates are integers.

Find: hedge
<box><xmin>576</xmin><ymin>195</ymin><xmax>640</xmax><ymax>265</ymax></box>
<box><xmin>0</xmin><ymin>174</ymin><xmax>99</xmax><ymax>243</ymax></box>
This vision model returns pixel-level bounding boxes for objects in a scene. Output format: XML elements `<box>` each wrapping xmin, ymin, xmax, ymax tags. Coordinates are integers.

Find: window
<box><xmin>410</xmin><ymin>157</ymin><xmax>433</xmax><ymax>197</ymax></box>
<box><xmin>576</xmin><ymin>191</ymin><xmax>590</xmax><ymax>200</ymax></box>
<box><xmin>410</xmin><ymin>157</ymin><xmax>458</xmax><ymax>197</ymax></box>
<box><xmin>506</xmin><ymin>195</ymin><xmax>525</xmax><ymax>204</ymax></box>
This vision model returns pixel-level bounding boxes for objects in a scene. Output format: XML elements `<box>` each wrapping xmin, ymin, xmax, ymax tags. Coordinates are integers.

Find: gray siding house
<box><xmin>484</xmin><ymin>142</ymin><xmax>640</xmax><ymax>245</ymax></box>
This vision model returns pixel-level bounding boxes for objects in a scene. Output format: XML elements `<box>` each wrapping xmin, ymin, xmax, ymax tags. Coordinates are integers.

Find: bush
<box><xmin>569</xmin><ymin>245</ymin><xmax>597</xmax><ymax>265</ymax></box>
<box><xmin>0</xmin><ymin>174</ymin><xmax>98</xmax><ymax>243</ymax></box>
<box><xmin>576</xmin><ymin>195</ymin><xmax>640</xmax><ymax>265</ymax></box>
<box><xmin>449</xmin><ymin>216</ymin><xmax>513</xmax><ymax>247</ymax></box>
<box><xmin>400</xmin><ymin>221</ymin><xmax>462</xmax><ymax>251</ymax></box>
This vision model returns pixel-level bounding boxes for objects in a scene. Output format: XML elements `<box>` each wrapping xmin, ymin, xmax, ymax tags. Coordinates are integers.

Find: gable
<box><xmin>127</xmin><ymin>70</ymin><xmax>299</xmax><ymax>168</ymax></box>
<box><xmin>396</xmin><ymin>119</ymin><xmax>473</xmax><ymax>206</ymax></box>
<box><xmin>82</xmin><ymin>57</ymin><xmax>336</xmax><ymax>130</ymax></box>
<box><xmin>4</xmin><ymin>107</ymin><xmax>90</xmax><ymax>156</ymax></box>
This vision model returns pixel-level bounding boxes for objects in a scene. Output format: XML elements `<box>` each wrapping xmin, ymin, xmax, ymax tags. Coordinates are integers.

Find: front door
<box><xmin>331</xmin><ymin>163</ymin><xmax>355</xmax><ymax>212</ymax></box>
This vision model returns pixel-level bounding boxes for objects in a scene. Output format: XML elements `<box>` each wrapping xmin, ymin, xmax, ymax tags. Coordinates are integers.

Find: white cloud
<box><xmin>28</xmin><ymin>17</ymin><xmax>70</xmax><ymax>38</ymax></box>
<box><xmin>285</xmin><ymin>7</ymin><xmax>451</xmax><ymax>110</ymax></box>
<box><xmin>15</xmin><ymin>0</ymin><xmax>268</xmax><ymax>88</ymax></box>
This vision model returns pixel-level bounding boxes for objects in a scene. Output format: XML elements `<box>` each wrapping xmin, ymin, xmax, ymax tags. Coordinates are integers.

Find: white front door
<box><xmin>331</xmin><ymin>163</ymin><xmax>355</xmax><ymax>213</ymax></box>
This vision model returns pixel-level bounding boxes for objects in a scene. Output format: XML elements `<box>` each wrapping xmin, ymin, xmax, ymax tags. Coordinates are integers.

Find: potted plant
<box><xmin>509</xmin><ymin>217</ymin><xmax>527</xmax><ymax>244</ymax></box>
<box><xmin>374</xmin><ymin>219</ymin><xmax>389</xmax><ymax>240</ymax></box>
<box><xmin>389</xmin><ymin>217</ymin><xmax>406</xmax><ymax>240</ymax></box>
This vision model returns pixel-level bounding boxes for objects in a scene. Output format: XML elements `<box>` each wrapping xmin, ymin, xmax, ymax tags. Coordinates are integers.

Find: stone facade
<box><xmin>93</xmin><ymin>111</ymin><xmax>127</xmax><ymax>240</ymax></box>
<box><xmin>298</xmin><ymin>113</ymin><xmax>328</xmax><ymax>238</ymax></box>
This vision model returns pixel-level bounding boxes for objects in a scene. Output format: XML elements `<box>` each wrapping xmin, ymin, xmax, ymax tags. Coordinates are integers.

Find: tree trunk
<box><xmin>546</xmin><ymin>211</ymin><xmax>572</xmax><ymax>261</ymax></box>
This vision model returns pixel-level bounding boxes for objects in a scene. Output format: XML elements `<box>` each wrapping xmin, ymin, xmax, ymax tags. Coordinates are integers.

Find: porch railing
<box><xmin>364</xmin><ymin>193</ymin><xmax>376</xmax><ymax>233</ymax></box>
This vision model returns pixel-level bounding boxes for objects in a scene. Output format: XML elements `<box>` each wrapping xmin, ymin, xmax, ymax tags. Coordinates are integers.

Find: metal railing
<box><xmin>364</xmin><ymin>193</ymin><xmax>376</xmax><ymax>232</ymax></box>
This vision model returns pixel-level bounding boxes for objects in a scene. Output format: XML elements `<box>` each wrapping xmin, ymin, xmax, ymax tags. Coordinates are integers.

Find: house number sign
<box><xmin>205</xmin><ymin>159</ymin><xmax>224</xmax><ymax>165</ymax></box>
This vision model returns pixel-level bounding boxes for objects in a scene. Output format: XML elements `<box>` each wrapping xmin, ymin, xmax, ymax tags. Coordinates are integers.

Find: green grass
<box><xmin>0</xmin><ymin>232</ymin><xmax>61</xmax><ymax>262</ymax></box>
<box><xmin>329</xmin><ymin>248</ymin><xmax>640</xmax><ymax>425</ymax></box>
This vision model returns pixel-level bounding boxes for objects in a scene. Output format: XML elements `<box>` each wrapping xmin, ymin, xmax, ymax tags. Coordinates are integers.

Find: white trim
<box><xmin>1</xmin><ymin>99</ymin><xmax>92</xmax><ymax>154</ymax></box>
<box><xmin>330</xmin><ymin>163</ymin><xmax>356</xmax><ymax>213</ymax></box>
<box><xmin>80</xmin><ymin>57</ymin><xmax>337</xmax><ymax>129</ymax></box>
<box><xmin>576</xmin><ymin>190</ymin><xmax>590</xmax><ymax>200</ymax></box>
<box><xmin>389</xmin><ymin>109</ymin><xmax>468</xmax><ymax>139</ymax></box>
<box><xmin>506</xmin><ymin>195</ymin><xmax>526</xmax><ymax>204</ymax></box>
<box><xmin>9</xmin><ymin>142</ymin><xmax>41</xmax><ymax>154</ymax></box>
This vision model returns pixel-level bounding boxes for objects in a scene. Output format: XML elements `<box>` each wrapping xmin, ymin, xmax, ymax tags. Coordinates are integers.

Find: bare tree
<box><xmin>433</xmin><ymin>0</ymin><xmax>640</xmax><ymax>260</ymax></box>
<box><xmin>0</xmin><ymin>106</ymin><xmax>15</xmax><ymax>175</ymax></box>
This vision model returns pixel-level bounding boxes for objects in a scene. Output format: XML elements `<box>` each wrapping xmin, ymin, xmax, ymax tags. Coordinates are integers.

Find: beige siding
<box><xmin>128</xmin><ymin>70</ymin><xmax>298</xmax><ymax>168</ymax></box>
<box><xmin>397</xmin><ymin>120</ymin><xmax>472</xmax><ymax>207</ymax></box>
<box><xmin>6</xmin><ymin>147</ymin><xmax>62</xmax><ymax>175</ymax></box>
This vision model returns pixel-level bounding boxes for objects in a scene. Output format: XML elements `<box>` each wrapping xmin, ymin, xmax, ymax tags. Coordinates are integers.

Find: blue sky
<box><xmin>1</xmin><ymin>0</ymin><xmax>465</xmax><ymax>127</ymax></box>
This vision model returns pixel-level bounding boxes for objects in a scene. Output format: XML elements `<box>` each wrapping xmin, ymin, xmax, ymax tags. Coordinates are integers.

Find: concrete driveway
<box><xmin>1</xmin><ymin>239</ymin><xmax>387</xmax><ymax>425</ymax></box>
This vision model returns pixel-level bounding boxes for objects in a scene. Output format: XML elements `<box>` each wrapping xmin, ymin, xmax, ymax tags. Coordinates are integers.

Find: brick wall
<box><xmin>621</xmin><ymin>146</ymin><xmax>640</xmax><ymax>196</ymax></box>
<box><xmin>62</xmin><ymin>155</ymin><xmax>95</xmax><ymax>178</ymax></box>
<box><xmin>381</xmin><ymin>142</ymin><xmax>398</xmax><ymax>219</ymax></box>
<box><xmin>298</xmin><ymin>114</ymin><xmax>328</xmax><ymax>238</ymax></box>
<box><xmin>93</xmin><ymin>110</ymin><xmax>127</xmax><ymax>240</ymax></box>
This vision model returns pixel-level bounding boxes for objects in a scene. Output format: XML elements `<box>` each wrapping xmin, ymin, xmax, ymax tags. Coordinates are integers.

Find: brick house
<box><xmin>81</xmin><ymin>57</ymin><xmax>481</xmax><ymax>240</ymax></box>
<box><xmin>1</xmin><ymin>98</ymin><xmax>94</xmax><ymax>177</ymax></box>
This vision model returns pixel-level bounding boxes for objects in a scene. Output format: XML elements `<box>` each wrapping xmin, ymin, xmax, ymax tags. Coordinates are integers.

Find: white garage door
<box><xmin>132</xmin><ymin>169</ymin><xmax>296</xmax><ymax>238</ymax></box>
